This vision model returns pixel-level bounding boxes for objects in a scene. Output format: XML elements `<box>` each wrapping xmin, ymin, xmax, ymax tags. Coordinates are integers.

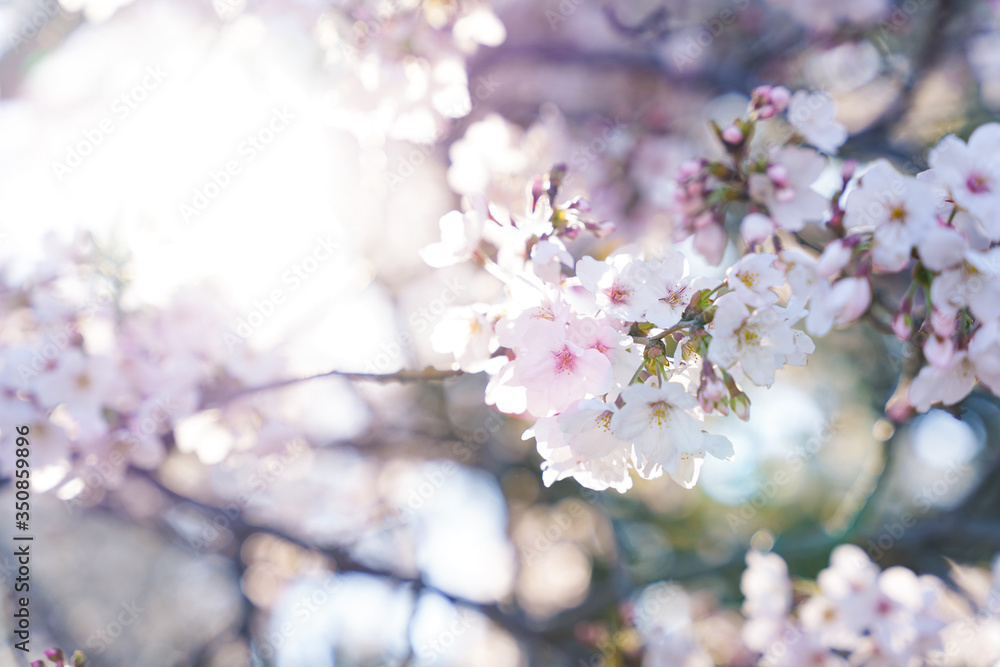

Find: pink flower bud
<box><xmin>892</xmin><ymin>312</ymin><xmax>912</xmax><ymax>340</ymax></box>
<box><xmin>757</xmin><ymin>105</ymin><xmax>776</xmax><ymax>119</ymax></box>
<box><xmin>731</xmin><ymin>392</ymin><xmax>751</xmax><ymax>421</ymax></box>
<box><xmin>775</xmin><ymin>187</ymin><xmax>797</xmax><ymax>203</ymax></box>
<box><xmin>886</xmin><ymin>390</ymin><xmax>914</xmax><ymax>423</ymax></box>
<box><xmin>740</xmin><ymin>212</ymin><xmax>776</xmax><ymax>245</ymax></box>
<box><xmin>834</xmin><ymin>277</ymin><xmax>871</xmax><ymax>325</ymax></box>
<box><xmin>694</xmin><ymin>223</ymin><xmax>728</xmax><ymax>265</ymax></box>
<box><xmin>693</xmin><ymin>211</ymin><xmax>715</xmax><ymax>230</ymax></box>
<box><xmin>588</xmin><ymin>220</ymin><xmax>616</xmax><ymax>238</ymax></box>
<box><xmin>770</xmin><ymin>86</ymin><xmax>791</xmax><ymax>112</ymax></box>
<box><xmin>700</xmin><ymin>374</ymin><xmax>726</xmax><ymax>403</ymax></box>
<box><xmin>530</xmin><ymin>175</ymin><xmax>544</xmax><ymax>212</ymax></box>
<box><xmin>679</xmin><ymin>160</ymin><xmax>703</xmax><ymax>178</ymax></box>
<box><xmin>766</xmin><ymin>164</ymin><xmax>789</xmax><ymax>187</ymax></box>
<box><xmin>721</xmin><ymin>125</ymin><xmax>744</xmax><ymax>144</ymax></box>
<box><xmin>817</xmin><ymin>240</ymin><xmax>852</xmax><ymax>278</ymax></box>
<box><xmin>750</xmin><ymin>86</ymin><xmax>772</xmax><ymax>109</ymax></box>
<box><xmin>923</xmin><ymin>335</ymin><xmax>955</xmax><ymax>369</ymax></box>
<box><xmin>841</xmin><ymin>159</ymin><xmax>858</xmax><ymax>182</ymax></box>
<box><xmin>930</xmin><ymin>309</ymin><xmax>956</xmax><ymax>337</ymax></box>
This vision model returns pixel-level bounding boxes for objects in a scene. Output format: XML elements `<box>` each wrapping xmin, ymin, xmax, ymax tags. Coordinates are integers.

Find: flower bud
<box><xmin>923</xmin><ymin>335</ymin><xmax>954</xmax><ymax>369</ymax></box>
<box><xmin>740</xmin><ymin>212</ymin><xmax>776</xmax><ymax>245</ymax></box>
<box><xmin>731</xmin><ymin>392</ymin><xmax>751</xmax><ymax>421</ymax></box>
<box><xmin>841</xmin><ymin>159</ymin><xmax>858</xmax><ymax>182</ymax></box>
<box><xmin>587</xmin><ymin>220</ymin><xmax>616</xmax><ymax>238</ymax></box>
<box><xmin>816</xmin><ymin>240</ymin><xmax>851</xmax><ymax>278</ymax></box>
<box><xmin>930</xmin><ymin>308</ymin><xmax>956</xmax><ymax>338</ymax></box>
<box><xmin>751</xmin><ymin>85</ymin><xmax>772</xmax><ymax>105</ymax></box>
<box><xmin>885</xmin><ymin>388</ymin><xmax>914</xmax><ymax>423</ymax></box>
<box><xmin>770</xmin><ymin>86</ymin><xmax>791</xmax><ymax>112</ymax></box>
<box><xmin>892</xmin><ymin>312</ymin><xmax>912</xmax><ymax>341</ymax></box>
<box><xmin>766</xmin><ymin>164</ymin><xmax>789</xmax><ymax>187</ymax></box>
<box><xmin>530</xmin><ymin>175</ymin><xmax>544</xmax><ymax>212</ymax></box>
<box><xmin>721</xmin><ymin>125</ymin><xmax>744</xmax><ymax>145</ymax></box>
<box><xmin>834</xmin><ymin>277</ymin><xmax>871</xmax><ymax>325</ymax></box>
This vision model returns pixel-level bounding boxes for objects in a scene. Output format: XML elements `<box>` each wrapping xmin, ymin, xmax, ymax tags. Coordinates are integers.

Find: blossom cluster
<box><xmin>0</xmin><ymin>233</ymin><xmax>300</xmax><ymax>501</ymax></box>
<box><xmin>426</xmin><ymin>86</ymin><xmax>1000</xmax><ymax>493</ymax></box>
<box><xmin>631</xmin><ymin>546</ymin><xmax>1000</xmax><ymax>667</ymax></box>
<box><xmin>683</xmin><ymin>87</ymin><xmax>1000</xmax><ymax>417</ymax></box>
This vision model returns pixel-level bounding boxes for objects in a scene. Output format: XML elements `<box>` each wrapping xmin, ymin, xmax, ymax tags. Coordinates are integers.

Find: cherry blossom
<box><xmin>642</xmin><ymin>252</ymin><xmax>701</xmax><ymax>329</ymax></box>
<box><xmin>726</xmin><ymin>253</ymin><xmax>784</xmax><ymax>307</ymax></box>
<box><xmin>844</xmin><ymin>160</ymin><xmax>937</xmax><ymax>272</ymax></box>
<box><xmin>925</xmin><ymin>123</ymin><xmax>1000</xmax><ymax>239</ymax></box>
<box><xmin>749</xmin><ymin>147</ymin><xmax>830</xmax><ymax>231</ymax></box>
<box><xmin>707</xmin><ymin>293</ymin><xmax>813</xmax><ymax>387</ymax></box>
<box><xmin>787</xmin><ymin>90</ymin><xmax>848</xmax><ymax>155</ymax></box>
<box><xmin>525</xmin><ymin>399</ymin><xmax>632</xmax><ymax>493</ymax></box>
<box><xmin>509</xmin><ymin>319</ymin><xmax>614</xmax><ymax>417</ymax></box>
<box><xmin>611</xmin><ymin>382</ymin><xmax>733</xmax><ymax>487</ymax></box>
<box><xmin>575</xmin><ymin>253</ymin><xmax>656</xmax><ymax>322</ymax></box>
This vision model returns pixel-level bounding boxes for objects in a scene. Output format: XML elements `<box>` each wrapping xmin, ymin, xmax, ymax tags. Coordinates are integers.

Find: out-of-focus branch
<box><xmin>203</xmin><ymin>367</ymin><xmax>466</xmax><ymax>406</ymax></box>
<box><xmin>845</xmin><ymin>0</ymin><xmax>959</xmax><ymax>160</ymax></box>
<box><xmin>133</xmin><ymin>468</ymin><xmax>572</xmax><ymax>656</ymax></box>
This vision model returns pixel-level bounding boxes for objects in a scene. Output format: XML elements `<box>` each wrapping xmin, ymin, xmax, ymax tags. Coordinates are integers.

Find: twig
<box><xmin>204</xmin><ymin>368</ymin><xmax>466</xmax><ymax>406</ymax></box>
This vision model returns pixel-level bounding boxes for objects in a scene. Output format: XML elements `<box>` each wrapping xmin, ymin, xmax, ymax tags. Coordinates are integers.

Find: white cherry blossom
<box><xmin>749</xmin><ymin>146</ymin><xmax>829</xmax><ymax>231</ymax></box>
<box><xmin>707</xmin><ymin>293</ymin><xmax>812</xmax><ymax>387</ymax></box>
<box><xmin>844</xmin><ymin>159</ymin><xmax>937</xmax><ymax>272</ymax></box>
<box><xmin>925</xmin><ymin>123</ymin><xmax>1000</xmax><ymax>239</ymax></box>
<box><xmin>525</xmin><ymin>399</ymin><xmax>632</xmax><ymax>493</ymax></box>
<box><xmin>611</xmin><ymin>382</ymin><xmax>733</xmax><ymax>487</ymax></box>
<box><xmin>788</xmin><ymin>90</ymin><xmax>848</xmax><ymax>155</ymax></box>
<box><xmin>510</xmin><ymin>319</ymin><xmax>614</xmax><ymax>417</ymax></box>
<box><xmin>576</xmin><ymin>253</ymin><xmax>656</xmax><ymax>322</ymax></box>
<box><xmin>726</xmin><ymin>252</ymin><xmax>784</xmax><ymax>307</ymax></box>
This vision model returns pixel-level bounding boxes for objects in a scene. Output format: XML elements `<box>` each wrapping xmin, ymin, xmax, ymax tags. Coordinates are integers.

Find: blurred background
<box><xmin>0</xmin><ymin>0</ymin><xmax>999</xmax><ymax>664</ymax></box>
